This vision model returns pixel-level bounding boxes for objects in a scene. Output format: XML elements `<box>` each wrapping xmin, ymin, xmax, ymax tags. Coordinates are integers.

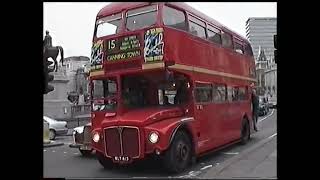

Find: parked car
<box><xmin>258</xmin><ymin>96</ymin><xmax>269</xmax><ymax>116</ymax></box>
<box><xmin>43</xmin><ymin>116</ymin><xmax>68</xmax><ymax>140</ymax></box>
<box><xmin>69</xmin><ymin>123</ymin><xmax>93</xmax><ymax>156</ymax></box>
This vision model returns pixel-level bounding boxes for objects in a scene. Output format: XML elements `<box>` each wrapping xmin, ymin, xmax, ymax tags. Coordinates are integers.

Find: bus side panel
<box><xmin>207</xmin><ymin>103</ymin><xmax>230</xmax><ymax>148</ymax></box>
<box><xmin>226</xmin><ymin>101</ymin><xmax>242</xmax><ymax>141</ymax></box>
<box><xmin>194</xmin><ymin>102</ymin><xmax>216</xmax><ymax>152</ymax></box>
<box><xmin>163</xmin><ymin>27</ymin><xmax>253</xmax><ymax>78</ymax></box>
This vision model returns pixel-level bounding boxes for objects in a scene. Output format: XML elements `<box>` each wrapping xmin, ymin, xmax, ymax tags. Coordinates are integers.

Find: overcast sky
<box><xmin>43</xmin><ymin>2</ymin><xmax>277</xmax><ymax>58</ymax></box>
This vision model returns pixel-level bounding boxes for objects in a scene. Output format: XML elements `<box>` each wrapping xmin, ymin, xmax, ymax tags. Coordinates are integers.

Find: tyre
<box><xmin>49</xmin><ymin>129</ymin><xmax>56</xmax><ymax>140</ymax></box>
<box><xmin>163</xmin><ymin>131</ymin><xmax>192</xmax><ymax>173</ymax></box>
<box><xmin>240</xmin><ymin>119</ymin><xmax>250</xmax><ymax>145</ymax></box>
<box><xmin>79</xmin><ymin>149</ymin><xmax>93</xmax><ymax>156</ymax></box>
<box><xmin>96</xmin><ymin>152</ymin><xmax>114</xmax><ymax>169</ymax></box>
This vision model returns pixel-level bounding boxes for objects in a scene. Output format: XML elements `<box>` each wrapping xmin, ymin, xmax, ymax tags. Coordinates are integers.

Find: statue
<box><xmin>43</xmin><ymin>30</ymin><xmax>64</xmax><ymax>72</ymax></box>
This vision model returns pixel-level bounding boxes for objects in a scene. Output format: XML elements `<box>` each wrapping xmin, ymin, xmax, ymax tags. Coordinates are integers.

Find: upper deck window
<box><xmin>96</xmin><ymin>13</ymin><xmax>122</xmax><ymax>38</ymax></box>
<box><xmin>207</xmin><ymin>25</ymin><xmax>222</xmax><ymax>44</ymax></box>
<box><xmin>126</xmin><ymin>5</ymin><xmax>158</xmax><ymax>31</ymax></box>
<box><xmin>234</xmin><ymin>41</ymin><xmax>244</xmax><ymax>54</ymax></box>
<box><xmin>221</xmin><ymin>32</ymin><xmax>233</xmax><ymax>49</ymax></box>
<box><xmin>188</xmin><ymin>16</ymin><xmax>206</xmax><ymax>39</ymax></box>
<box><xmin>163</xmin><ymin>5</ymin><xmax>187</xmax><ymax>31</ymax></box>
<box><xmin>244</xmin><ymin>43</ymin><xmax>254</xmax><ymax>57</ymax></box>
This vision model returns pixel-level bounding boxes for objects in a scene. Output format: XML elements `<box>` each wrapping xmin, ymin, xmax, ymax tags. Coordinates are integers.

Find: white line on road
<box><xmin>268</xmin><ymin>133</ymin><xmax>277</xmax><ymax>139</ymax></box>
<box><xmin>258</xmin><ymin>109</ymin><xmax>275</xmax><ymax>123</ymax></box>
<box><xmin>132</xmin><ymin>177</ymin><xmax>147</xmax><ymax>179</ymax></box>
<box><xmin>178</xmin><ymin>170</ymin><xmax>201</xmax><ymax>178</ymax></box>
<box><xmin>223</xmin><ymin>152</ymin><xmax>239</xmax><ymax>155</ymax></box>
<box><xmin>200</xmin><ymin>164</ymin><xmax>213</xmax><ymax>170</ymax></box>
<box><xmin>52</xmin><ymin>150</ymin><xmax>55</xmax><ymax>153</ymax></box>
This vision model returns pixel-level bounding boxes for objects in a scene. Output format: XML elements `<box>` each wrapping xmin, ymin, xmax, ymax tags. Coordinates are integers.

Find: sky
<box><xmin>43</xmin><ymin>2</ymin><xmax>277</xmax><ymax>58</ymax></box>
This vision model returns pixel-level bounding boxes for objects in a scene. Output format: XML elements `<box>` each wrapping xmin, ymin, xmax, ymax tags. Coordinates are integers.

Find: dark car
<box><xmin>69</xmin><ymin>123</ymin><xmax>93</xmax><ymax>156</ymax></box>
<box><xmin>258</xmin><ymin>96</ymin><xmax>269</xmax><ymax>116</ymax></box>
<box><xmin>268</xmin><ymin>96</ymin><xmax>277</xmax><ymax>109</ymax></box>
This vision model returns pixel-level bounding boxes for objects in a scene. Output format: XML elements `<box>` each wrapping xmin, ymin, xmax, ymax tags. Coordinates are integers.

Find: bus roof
<box><xmin>97</xmin><ymin>2</ymin><xmax>249</xmax><ymax>43</ymax></box>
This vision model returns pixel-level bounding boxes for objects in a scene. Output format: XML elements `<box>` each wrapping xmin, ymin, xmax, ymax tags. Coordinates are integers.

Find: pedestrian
<box><xmin>251</xmin><ymin>89</ymin><xmax>259</xmax><ymax>131</ymax></box>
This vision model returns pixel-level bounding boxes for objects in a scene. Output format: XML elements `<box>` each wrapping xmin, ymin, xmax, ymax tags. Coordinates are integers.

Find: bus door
<box><xmin>210</xmin><ymin>83</ymin><xmax>229</xmax><ymax>147</ymax></box>
<box><xmin>193</xmin><ymin>82</ymin><xmax>217</xmax><ymax>151</ymax></box>
<box><xmin>226</xmin><ymin>86</ymin><xmax>244</xmax><ymax>142</ymax></box>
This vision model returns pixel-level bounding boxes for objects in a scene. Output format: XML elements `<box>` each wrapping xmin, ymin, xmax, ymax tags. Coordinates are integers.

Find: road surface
<box><xmin>44</xmin><ymin>109</ymin><xmax>277</xmax><ymax>178</ymax></box>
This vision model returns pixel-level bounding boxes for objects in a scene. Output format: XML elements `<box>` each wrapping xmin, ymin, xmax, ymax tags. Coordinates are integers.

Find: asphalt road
<box><xmin>44</xmin><ymin>109</ymin><xmax>277</xmax><ymax>178</ymax></box>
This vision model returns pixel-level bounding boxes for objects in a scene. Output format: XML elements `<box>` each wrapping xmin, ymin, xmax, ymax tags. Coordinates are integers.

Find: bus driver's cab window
<box><xmin>158</xmin><ymin>77</ymin><xmax>189</xmax><ymax>106</ymax></box>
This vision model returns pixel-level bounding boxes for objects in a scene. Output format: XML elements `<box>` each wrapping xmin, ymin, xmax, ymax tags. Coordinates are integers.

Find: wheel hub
<box><xmin>176</xmin><ymin>142</ymin><xmax>188</xmax><ymax>162</ymax></box>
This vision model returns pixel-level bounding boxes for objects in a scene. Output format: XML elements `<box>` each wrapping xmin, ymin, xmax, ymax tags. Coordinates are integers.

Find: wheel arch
<box><xmin>168</xmin><ymin>120</ymin><xmax>196</xmax><ymax>157</ymax></box>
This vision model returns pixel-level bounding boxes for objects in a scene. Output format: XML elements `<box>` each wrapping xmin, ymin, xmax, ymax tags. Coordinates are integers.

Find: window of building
<box><xmin>188</xmin><ymin>16</ymin><xmax>206</xmax><ymax>39</ymax></box>
<box><xmin>126</xmin><ymin>5</ymin><xmax>158</xmax><ymax>31</ymax></box>
<box><xmin>221</xmin><ymin>32</ymin><xmax>233</xmax><ymax>49</ymax></box>
<box><xmin>195</xmin><ymin>83</ymin><xmax>212</xmax><ymax>103</ymax></box>
<box><xmin>212</xmin><ymin>84</ymin><xmax>226</xmax><ymax>102</ymax></box>
<box><xmin>207</xmin><ymin>25</ymin><xmax>222</xmax><ymax>44</ymax></box>
<box><xmin>96</xmin><ymin>13</ymin><xmax>122</xmax><ymax>38</ymax></box>
<box><xmin>163</xmin><ymin>5</ymin><xmax>187</xmax><ymax>31</ymax></box>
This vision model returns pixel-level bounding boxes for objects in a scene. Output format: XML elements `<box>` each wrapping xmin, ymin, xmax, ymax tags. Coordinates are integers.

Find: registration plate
<box><xmin>80</xmin><ymin>145</ymin><xmax>91</xmax><ymax>150</ymax></box>
<box><xmin>114</xmin><ymin>156</ymin><xmax>130</xmax><ymax>162</ymax></box>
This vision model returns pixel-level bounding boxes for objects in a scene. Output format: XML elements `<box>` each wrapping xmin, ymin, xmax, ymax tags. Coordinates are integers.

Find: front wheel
<box><xmin>163</xmin><ymin>131</ymin><xmax>192</xmax><ymax>173</ymax></box>
<box><xmin>96</xmin><ymin>152</ymin><xmax>114</xmax><ymax>169</ymax></box>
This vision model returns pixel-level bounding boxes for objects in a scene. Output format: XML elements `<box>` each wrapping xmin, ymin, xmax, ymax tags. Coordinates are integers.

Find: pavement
<box><xmin>44</xmin><ymin>109</ymin><xmax>277</xmax><ymax>179</ymax></box>
<box><xmin>203</xmin><ymin>131</ymin><xmax>277</xmax><ymax>179</ymax></box>
<box><xmin>43</xmin><ymin>129</ymin><xmax>73</xmax><ymax>148</ymax></box>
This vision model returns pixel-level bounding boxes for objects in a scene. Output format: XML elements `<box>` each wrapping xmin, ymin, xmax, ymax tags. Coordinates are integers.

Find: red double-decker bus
<box><xmin>89</xmin><ymin>2</ymin><xmax>256</xmax><ymax>173</ymax></box>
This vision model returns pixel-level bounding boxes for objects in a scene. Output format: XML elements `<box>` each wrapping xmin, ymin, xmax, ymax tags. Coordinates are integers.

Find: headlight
<box><xmin>149</xmin><ymin>132</ymin><xmax>159</xmax><ymax>144</ymax></box>
<box><xmin>93</xmin><ymin>132</ymin><xmax>100</xmax><ymax>143</ymax></box>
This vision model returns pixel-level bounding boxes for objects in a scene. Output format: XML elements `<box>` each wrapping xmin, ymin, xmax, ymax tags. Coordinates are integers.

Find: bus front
<box><xmin>89</xmin><ymin>3</ymin><xmax>194</xmax><ymax>170</ymax></box>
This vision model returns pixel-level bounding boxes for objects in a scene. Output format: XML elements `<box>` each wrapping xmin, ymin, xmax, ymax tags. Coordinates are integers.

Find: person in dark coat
<box><xmin>43</xmin><ymin>30</ymin><xmax>52</xmax><ymax>48</ymax></box>
<box><xmin>251</xmin><ymin>89</ymin><xmax>259</xmax><ymax>131</ymax></box>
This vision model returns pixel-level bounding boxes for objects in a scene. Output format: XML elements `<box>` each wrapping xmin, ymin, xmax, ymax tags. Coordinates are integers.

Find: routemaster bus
<box><xmin>89</xmin><ymin>2</ymin><xmax>257</xmax><ymax>173</ymax></box>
